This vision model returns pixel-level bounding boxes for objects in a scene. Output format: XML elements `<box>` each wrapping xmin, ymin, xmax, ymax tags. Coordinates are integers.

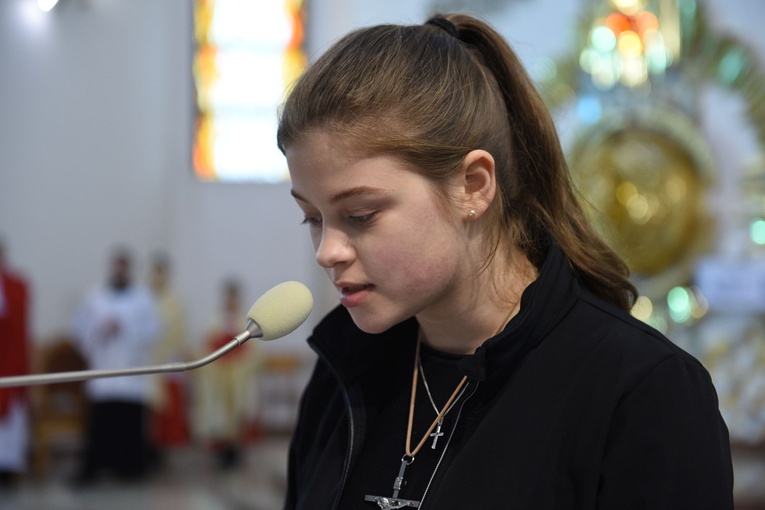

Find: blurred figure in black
<box><xmin>71</xmin><ymin>248</ymin><xmax>160</xmax><ymax>485</ymax></box>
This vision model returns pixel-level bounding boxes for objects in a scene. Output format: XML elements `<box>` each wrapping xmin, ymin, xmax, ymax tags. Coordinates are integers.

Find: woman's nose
<box><xmin>315</xmin><ymin>227</ymin><xmax>354</xmax><ymax>269</ymax></box>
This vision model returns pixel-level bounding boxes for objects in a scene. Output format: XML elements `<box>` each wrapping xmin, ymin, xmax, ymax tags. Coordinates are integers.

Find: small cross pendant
<box><xmin>430</xmin><ymin>419</ymin><xmax>444</xmax><ymax>449</ymax></box>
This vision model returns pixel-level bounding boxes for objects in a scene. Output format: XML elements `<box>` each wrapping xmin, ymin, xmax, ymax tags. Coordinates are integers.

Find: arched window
<box><xmin>193</xmin><ymin>0</ymin><xmax>306</xmax><ymax>182</ymax></box>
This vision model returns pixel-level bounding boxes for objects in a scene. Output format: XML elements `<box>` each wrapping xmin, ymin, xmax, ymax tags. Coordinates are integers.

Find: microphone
<box><xmin>0</xmin><ymin>281</ymin><xmax>313</xmax><ymax>388</ymax></box>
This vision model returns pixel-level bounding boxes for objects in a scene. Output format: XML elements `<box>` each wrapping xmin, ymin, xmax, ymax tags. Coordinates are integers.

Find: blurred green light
<box><xmin>667</xmin><ymin>287</ymin><xmax>691</xmax><ymax>323</ymax></box>
<box><xmin>717</xmin><ymin>49</ymin><xmax>749</xmax><ymax>86</ymax></box>
<box><xmin>751</xmin><ymin>219</ymin><xmax>765</xmax><ymax>245</ymax></box>
<box><xmin>647</xmin><ymin>47</ymin><xmax>671</xmax><ymax>73</ymax></box>
<box><xmin>678</xmin><ymin>0</ymin><xmax>697</xmax><ymax>17</ymax></box>
<box><xmin>591</xmin><ymin>26</ymin><xmax>617</xmax><ymax>52</ymax></box>
<box><xmin>667</xmin><ymin>287</ymin><xmax>689</xmax><ymax>310</ymax></box>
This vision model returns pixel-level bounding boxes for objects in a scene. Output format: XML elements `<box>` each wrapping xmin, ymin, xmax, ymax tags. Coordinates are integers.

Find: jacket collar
<box><xmin>308</xmin><ymin>241</ymin><xmax>578</xmax><ymax>386</ymax></box>
<box><xmin>309</xmin><ymin>305</ymin><xmax>419</xmax><ymax>386</ymax></box>
<box><xmin>458</xmin><ymin>240</ymin><xmax>578</xmax><ymax>382</ymax></box>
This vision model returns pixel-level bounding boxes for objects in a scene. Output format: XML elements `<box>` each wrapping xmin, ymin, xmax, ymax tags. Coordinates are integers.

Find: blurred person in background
<box><xmin>71</xmin><ymin>248</ymin><xmax>161</xmax><ymax>485</ymax></box>
<box><xmin>147</xmin><ymin>254</ymin><xmax>190</xmax><ymax>466</ymax></box>
<box><xmin>194</xmin><ymin>279</ymin><xmax>264</xmax><ymax>470</ymax></box>
<box><xmin>0</xmin><ymin>238</ymin><xmax>31</xmax><ymax>489</ymax></box>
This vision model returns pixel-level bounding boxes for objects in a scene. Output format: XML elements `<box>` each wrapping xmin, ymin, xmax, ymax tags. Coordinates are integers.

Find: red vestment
<box><xmin>0</xmin><ymin>271</ymin><xmax>30</xmax><ymax>418</ymax></box>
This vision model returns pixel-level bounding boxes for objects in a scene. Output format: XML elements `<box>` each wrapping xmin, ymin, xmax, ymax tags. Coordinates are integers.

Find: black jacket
<box><xmin>285</xmin><ymin>244</ymin><xmax>734</xmax><ymax>509</ymax></box>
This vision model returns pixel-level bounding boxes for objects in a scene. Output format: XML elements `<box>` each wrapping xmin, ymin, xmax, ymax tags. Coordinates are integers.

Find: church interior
<box><xmin>1</xmin><ymin>0</ymin><xmax>764</xmax><ymax>508</ymax></box>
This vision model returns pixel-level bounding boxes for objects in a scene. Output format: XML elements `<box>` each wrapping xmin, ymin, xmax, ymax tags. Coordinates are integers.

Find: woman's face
<box><xmin>286</xmin><ymin>131</ymin><xmax>473</xmax><ymax>334</ymax></box>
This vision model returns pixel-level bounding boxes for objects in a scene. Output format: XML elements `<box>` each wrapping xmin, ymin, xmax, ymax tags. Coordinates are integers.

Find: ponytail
<box><xmin>441</xmin><ymin>14</ymin><xmax>637</xmax><ymax>310</ymax></box>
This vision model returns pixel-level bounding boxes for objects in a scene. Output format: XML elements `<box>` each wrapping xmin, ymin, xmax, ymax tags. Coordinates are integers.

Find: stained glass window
<box><xmin>193</xmin><ymin>0</ymin><xmax>306</xmax><ymax>182</ymax></box>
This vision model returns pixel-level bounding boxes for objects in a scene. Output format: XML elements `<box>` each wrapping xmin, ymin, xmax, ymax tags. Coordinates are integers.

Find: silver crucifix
<box><xmin>365</xmin><ymin>456</ymin><xmax>421</xmax><ymax>509</ymax></box>
<box><xmin>365</xmin><ymin>495</ymin><xmax>421</xmax><ymax>509</ymax></box>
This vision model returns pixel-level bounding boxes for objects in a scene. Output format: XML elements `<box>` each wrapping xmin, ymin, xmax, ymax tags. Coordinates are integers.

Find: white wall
<box><xmin>0</xmin><ymin>0</ymin><xmax>322</xmax><ymax>355</ymax></box>
<box><xmin>0</xmin><ymin>0</ymin><xmax>178</xmax><ymax>340</ymax></box>
<box><xmin>1</xmin><ymin>0</ymin><xmax>764</xmax><ymax>357</ymax></box>
<box><xmin>0</xmin><ymin>0</ymin><xmax>429</xmax><ymax>357</ymax></box>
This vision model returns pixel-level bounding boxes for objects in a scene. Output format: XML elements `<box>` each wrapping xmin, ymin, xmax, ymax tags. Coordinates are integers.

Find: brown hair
<box><xmin>278</xmin><ymin>14</ymin><xmax>637</xmax><ymax>311</ymax></box>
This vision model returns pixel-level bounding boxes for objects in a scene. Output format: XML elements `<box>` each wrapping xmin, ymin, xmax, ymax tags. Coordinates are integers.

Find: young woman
<box><xmin>277</xmin><ymin>14</ymin><xmax>733</xmax><ymax>510</ymax></box>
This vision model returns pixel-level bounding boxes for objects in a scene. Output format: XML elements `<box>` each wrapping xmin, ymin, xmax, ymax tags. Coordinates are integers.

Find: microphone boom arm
<box><xmin>0</xmin><ymin>320</ymin><xmax>263</xmax><ymax>388</ymax></box>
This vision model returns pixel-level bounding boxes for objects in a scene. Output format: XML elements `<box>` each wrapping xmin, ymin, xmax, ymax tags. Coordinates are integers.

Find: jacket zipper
<box><xmin>314</xmin><ymin>343</ymin><xmax>477</xmax><ymax>510</ymax></box>
<box><xmin>311</xmin><ymin>343</ymin><xmax>356</xmax><ymax>510</ymax></box>
<box><xmin>419</xmin><ymin>379</ymin><xmax>480</xmax><ymax>508</ymax></box>
<box><xmin>332</xmin><ymin>382</ymin><xmax>355</xmax><ymax>510</ymax></box>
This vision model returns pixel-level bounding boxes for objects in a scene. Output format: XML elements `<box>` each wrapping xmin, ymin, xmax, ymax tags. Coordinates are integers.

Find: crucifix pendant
<box><xmin>430</xmin><ymin>419</ymin><xmax>444</xmax><ymax>449</ymax></box>
<box><xmin>364</xmin><ymin>456</ymin><xmax>421</xmax><ymax>509</ymax></box>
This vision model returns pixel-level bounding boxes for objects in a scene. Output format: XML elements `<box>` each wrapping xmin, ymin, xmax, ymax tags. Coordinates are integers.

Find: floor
<box><xmin>2</xmin><ymin>437</ymin><xmax>764</xmax><ymax>509</ymax></box>
<box><xmin>0</xmin><ymin>437</ymin><xmax>290</xmax><ymax>510</ymax></box>
<box><xmin>732</xmin><ymin>444</ymin><xmax>765</xmax><ymax>509</ymax></box>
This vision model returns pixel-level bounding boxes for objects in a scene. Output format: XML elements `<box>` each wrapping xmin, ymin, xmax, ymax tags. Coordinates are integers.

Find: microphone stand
<box><xmin>0</xmin><ymin>320</ymin><xmax>263</xmax><ymax>388</ymax></box>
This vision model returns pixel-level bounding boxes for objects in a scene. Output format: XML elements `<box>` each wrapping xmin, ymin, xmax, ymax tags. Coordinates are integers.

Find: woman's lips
<box><xmin>339</xmin><ymin>284</ymin><xmax>373</xmax><ymax>307</ymax></box>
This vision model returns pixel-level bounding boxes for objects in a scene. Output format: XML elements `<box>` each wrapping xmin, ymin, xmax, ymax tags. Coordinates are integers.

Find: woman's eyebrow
<box><xmin>290</xmin><ymin>186</ymin><xmax>391</xmax><ymax>205</ymax></box>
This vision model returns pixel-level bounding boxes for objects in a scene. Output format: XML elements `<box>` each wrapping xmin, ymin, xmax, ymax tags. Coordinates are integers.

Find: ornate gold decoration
<box><xmin>537</xmin><ymin>0</ymin><xmax>765</xmax><ymax>296</ymax></box>
<box><xmin>570</xmin><ymin>106</ymin><xmax>712</xmax><ymax>298</ymax></box>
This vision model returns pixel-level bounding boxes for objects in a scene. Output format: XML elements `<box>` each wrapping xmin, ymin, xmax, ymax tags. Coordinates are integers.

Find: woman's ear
<box><xmin>459</xmin><ymin>149</ymin><xmax>496</xmax><ymax>220</ymax></box>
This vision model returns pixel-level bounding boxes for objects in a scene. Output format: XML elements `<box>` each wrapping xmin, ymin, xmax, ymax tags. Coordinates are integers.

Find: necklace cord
<box><xmin>406</xmin><ymin>307</ymin><xmax>516</xmax><ymax>459</ymax></box>
<box><xmin>420</xmin><ymin>356</ymin><xmax>467</xmax><ymax>418</ymax></box>
<box><xmin>405</xmin><ymin>339</ymin><xmax>468</xmax><ymax>458</ymax></box>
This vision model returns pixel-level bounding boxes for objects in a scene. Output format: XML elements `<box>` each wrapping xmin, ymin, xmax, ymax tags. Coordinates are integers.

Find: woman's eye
<box><xmin>348</xmin><ymin>212</ymin><xmax>376</xmax><ymax>225</ymax></box>
<box><xmin>300</xmin><ymin>215</ymin><xmax>322</xmax><ymax>227</ymax></box>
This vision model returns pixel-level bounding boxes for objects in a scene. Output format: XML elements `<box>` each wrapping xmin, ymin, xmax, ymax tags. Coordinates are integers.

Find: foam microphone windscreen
<box><xmin>247</xmin><ymin>281</ymin><xmax>313</xmax><ymax>340</ymax></box>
